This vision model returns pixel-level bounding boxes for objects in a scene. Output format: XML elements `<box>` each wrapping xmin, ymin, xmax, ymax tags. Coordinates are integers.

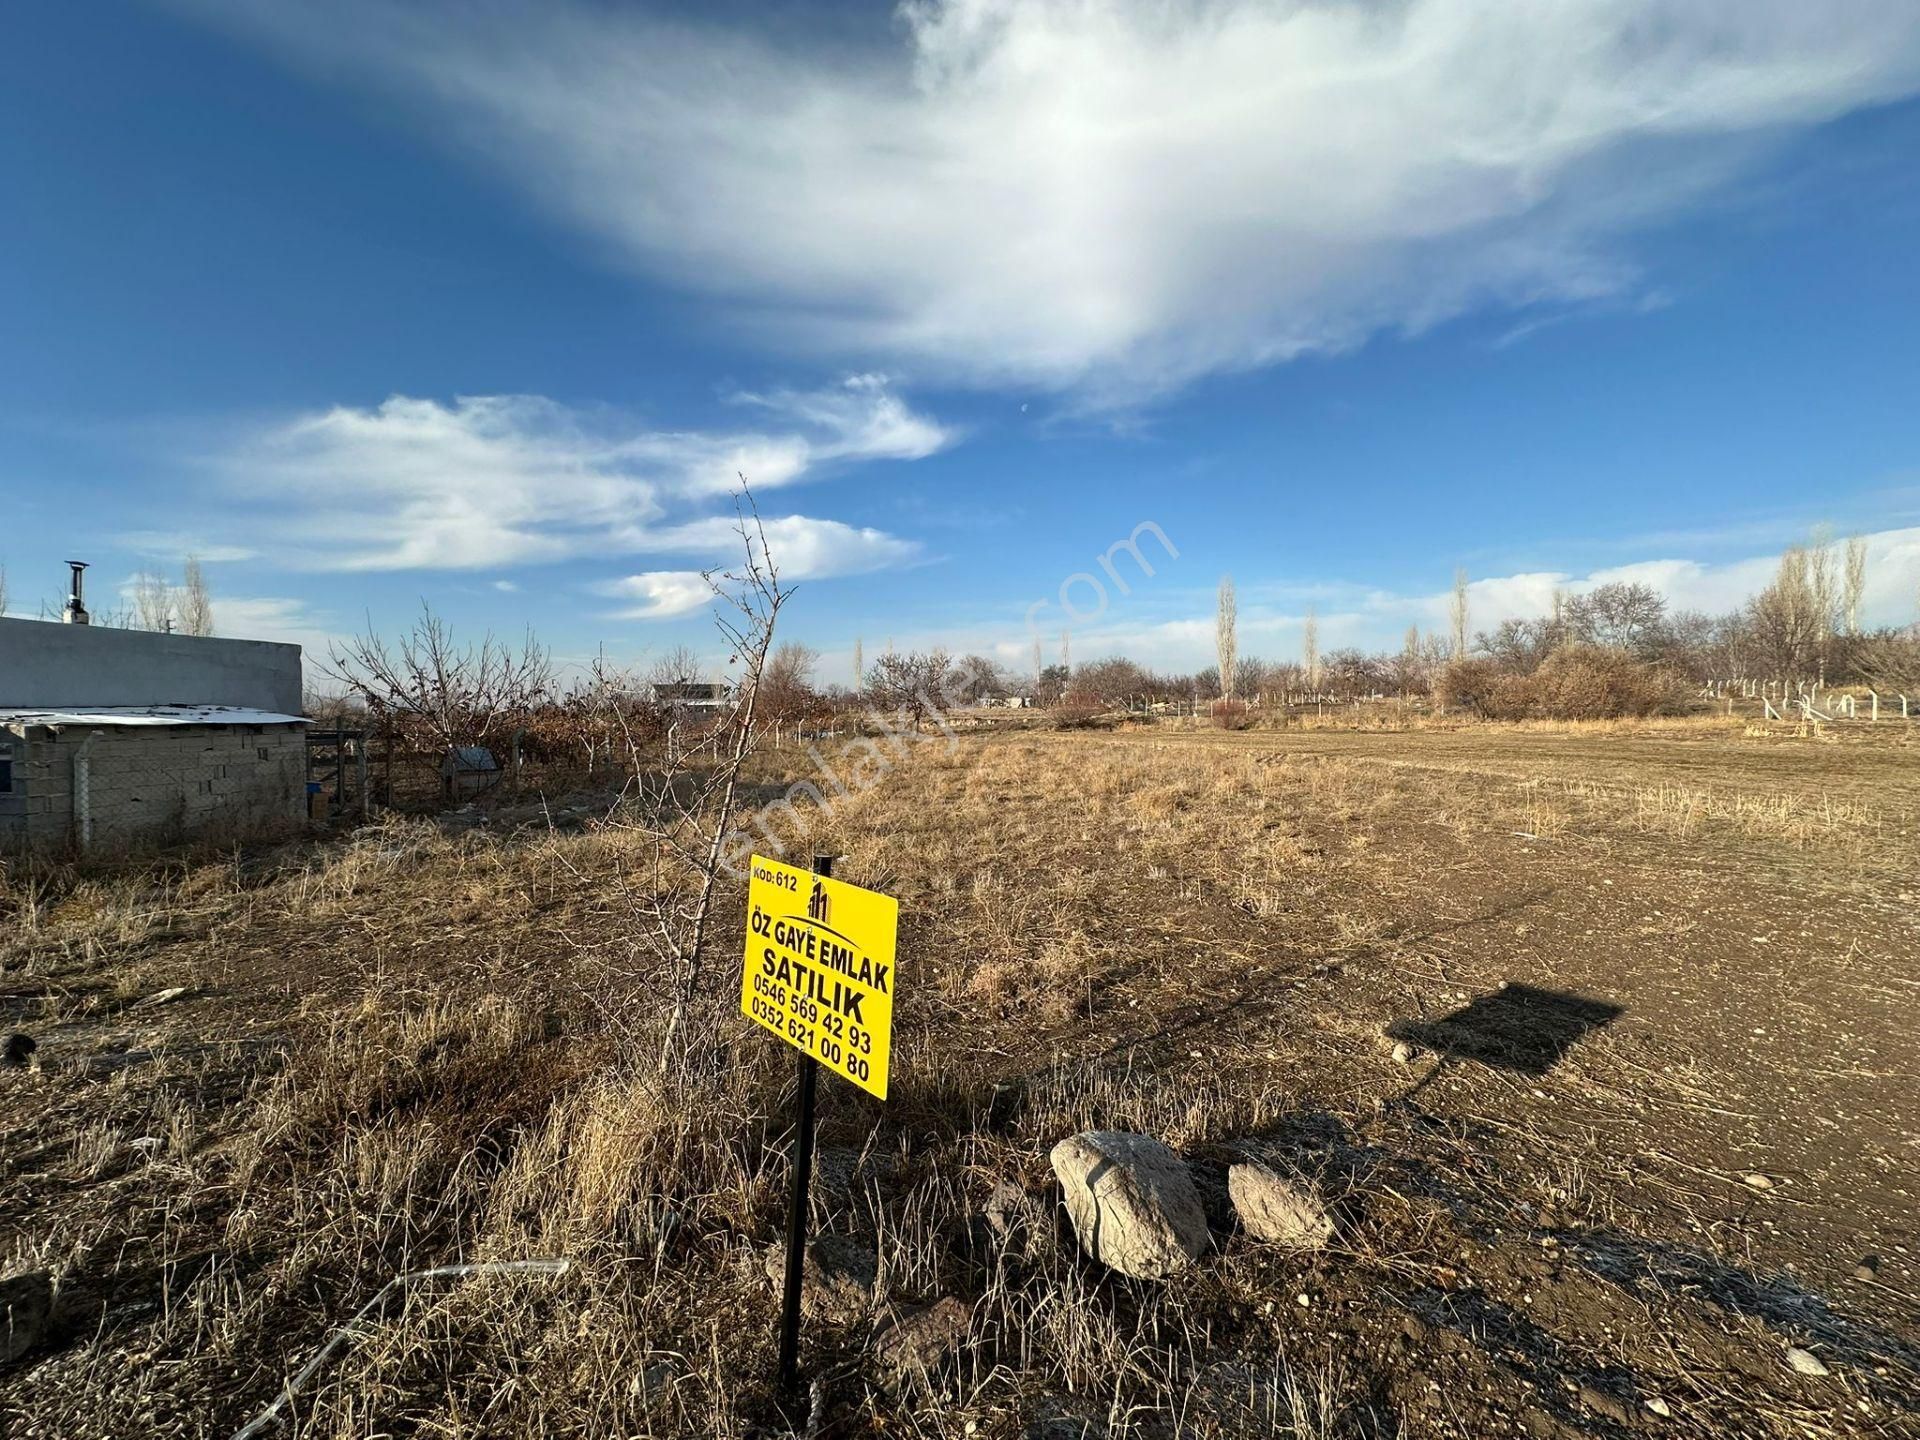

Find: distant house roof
<box><xmin>652</xmin><ymin>681</ymin><xmax>729</xmax><ymax>703</ymax></box>
<box><xmin>0</xmin><ymin>704</ymin><xmax>308</xmax><ymax>729</ymax></box>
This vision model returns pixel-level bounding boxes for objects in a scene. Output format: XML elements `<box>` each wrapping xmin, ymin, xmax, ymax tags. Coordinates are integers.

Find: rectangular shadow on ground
<box><xmin>1388</xmin><ymin>984</ymin><xmax>1624</xmax><ymax>1076</ymax></box>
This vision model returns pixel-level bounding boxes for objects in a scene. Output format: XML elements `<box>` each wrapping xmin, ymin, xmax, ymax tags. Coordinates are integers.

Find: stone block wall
<box><xmin>0</xmin><ymin>723</ymin><xmax>306</xmax><ymax>851</ymax></box>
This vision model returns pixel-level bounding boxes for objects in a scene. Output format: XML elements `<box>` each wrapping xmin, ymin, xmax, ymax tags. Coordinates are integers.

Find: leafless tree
<box><xmin>1450</xmin><ymin>568</ymin><xmax>1470</xmax><ymax>661</ymax></box>
<box><xmin>647</xmin><ymin>644</ymin><xmax>704</xmax><ymax>692</ymax></box>
<box><xmin>952</xmin><ymin>653</ymin><xmax>1006</xmax><ymax>703</ymax></box>
<box><xmin>589</xmin><ymin>487</ymin><xmax>796</xmax><ymax>1073</ymax></box>
<box><xmin>1850</xmin><ymin>628</ymin><xmax>1920</xmax><ymax>691</ymax></box>
<box><xmin>1808</xmin><ymin>527</ymin><xmax>1839</xmax><ymax>659</ymax></box>
<box><xmin>852</xmin><ymin>636</ymin><xmax>864</xmax><ymax>695</ymax></box>
<box><xmin>866</xmin><ymin>649</ymin><xmax>955</xmax><ymax>731</ymax></box>
<box><xmin>1392</xmin><ymin>624</ymin><xmax>1424</xmax><ymax>695</ymax></box>
<box><xmin>322</xmin><ymin>603</ymin><xmax>554</xmax><ymax>753</ymax></box>
<box><xmin>759</xmin><ymin>642</ymin><xmax>818</xmax><ymax>727</ymax></box>
<box><xmin>1077</xmin><ymin>656</ymin><xmax>1150</xmax><ymax>707</ymax></box>
<box><xmin>1232</xmin><ymin>655</ymin><xmax>1267</xmax><ymax>702</ymax></box>
<box><xmin>1564</xmin><ymin>582</ymin><xmax>1666</xmax><ymax>655</ymax></box>
<box><xmin>1215</xmin><ymin>573</ymin><xmax>1237</xmax><ymax>700</ymax></box>
<box><xmin>1843</xmin><ymin>535</ymin><xmax>1867</xmax><ymax>635</ymax></box>
<box><xmin>1745</xmin><ymin>542</ymin><xmax>1834</xmax><ymax>678</ymax></box>
<box><xmin>179</xmin><ymin>556</ymin><xmax>214</xmax><ymax>636</ymax></box>
<box><xmin>1302</xmin><ymin>607</ymin><xmax>1320</xmax><ymax>693</ymax></box>
<box><xmin>132</xmin><ymin>571</ymin><xmax>173</xmax><ymax>632</ymax></box>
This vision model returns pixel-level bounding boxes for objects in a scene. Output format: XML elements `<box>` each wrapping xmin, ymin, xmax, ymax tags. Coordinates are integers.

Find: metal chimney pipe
<box><xmin>62</xmin><ymin>560</ymin><xmax>90</xmax><ymax>625</ymax></box>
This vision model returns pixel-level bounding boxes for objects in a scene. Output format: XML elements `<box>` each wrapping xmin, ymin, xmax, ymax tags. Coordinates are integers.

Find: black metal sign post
<box><xmin>775</xmin><ymin>852</ymin><xmax>832</xmax><ymax>1402</ymax></box>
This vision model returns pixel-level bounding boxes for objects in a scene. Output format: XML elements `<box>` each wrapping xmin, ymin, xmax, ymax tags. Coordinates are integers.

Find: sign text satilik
<box><xmin>740</xmin><ymin>854</ymin><xmax>897</xmax><ymax>1100</ymax></box>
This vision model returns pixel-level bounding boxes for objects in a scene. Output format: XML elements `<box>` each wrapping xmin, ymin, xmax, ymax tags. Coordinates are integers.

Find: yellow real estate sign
<box><xmin>741</xmin><ymin>855</ymin><xmax>898</xmax><ymax>1100</ymax></box>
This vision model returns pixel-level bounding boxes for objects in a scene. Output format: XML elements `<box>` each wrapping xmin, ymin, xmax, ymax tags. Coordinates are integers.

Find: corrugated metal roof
<box><xmin>0</xmin><ymin>705</ymin><xmax>308</xmax><ymax>728</ymax></box>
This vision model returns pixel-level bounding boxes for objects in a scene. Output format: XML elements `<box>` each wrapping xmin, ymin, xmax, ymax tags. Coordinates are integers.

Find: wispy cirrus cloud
<box><xmin>200</xmin><ymin>378</ymin><xmax>948</xmax><ymax>584</ymax></box>
<box><xmin>113</xmin><ymin>530</ymin><xmax>259</xmax><ymax>564</ymax></box>
<box><xmin>184</xmin><ymin>0</ymin><xmax>1920</xmax><ymax>400</ymax></box>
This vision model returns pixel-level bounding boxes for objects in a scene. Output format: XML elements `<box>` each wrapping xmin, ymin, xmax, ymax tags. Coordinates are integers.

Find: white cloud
<box><xmin>210</xmin><ymin>381</ymin><xmax>948</xmax><ymax>571</ymax></box>
<box><xmin>599</xmin><ymin>515</ymin><xmax>925</xmax><ymax>619</ymax></box>
<box><xmin>113</xmin><ymin>531</ymin><xmax>259</xmax><ymax>563</ymax></box>
<box><xmin>595</xmin><ymin>571</ymin><xmax>715</xmax><ymax>622</ymax></box>
<box><xmin>207</xmin><ymin>595</ymin><xmax>343</xmax><ymax>657</ymax></box>
<box><xmin>190</xmin><ymin>0</ymin><xmax>1920</xmax><ymax>398</ymax></box>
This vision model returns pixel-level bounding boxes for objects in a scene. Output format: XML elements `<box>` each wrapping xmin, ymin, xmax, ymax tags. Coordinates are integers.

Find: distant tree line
<box><xmin>309</xmin><ymin>528</ymin><xmax>1920</xmax><ymax>774</ymax></box>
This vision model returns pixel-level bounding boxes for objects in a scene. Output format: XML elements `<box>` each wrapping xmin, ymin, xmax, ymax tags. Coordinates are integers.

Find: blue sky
<box><xmin>4</xmin><ymin>1</ymin><xmax>1920</xmax><ymax>684</ymax></box>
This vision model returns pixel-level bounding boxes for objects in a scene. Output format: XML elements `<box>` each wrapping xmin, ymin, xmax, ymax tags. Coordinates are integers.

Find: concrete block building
<box><xmin>0</xmin><ymin>616</ymin><xmax>307</xmax><ymax>852</ymax></box>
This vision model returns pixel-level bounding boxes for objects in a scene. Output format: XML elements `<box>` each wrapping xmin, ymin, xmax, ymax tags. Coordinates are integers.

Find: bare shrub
<box><xmin>1050</xmin><ymin>687</ymin><xmax>1112</xmax><ymax>728</ymax></box>
<box><xmin>1211</xmin><ymin>697</ymin><xmax>1250</xmax><ymax>729</ymax></box>
<box><xmin>1434</xmin><ymin>657</ymin><xmax>1504</xmax><ymax>716</ymax></box>
<box><xmin>1527</xmin><ymin>647</ymin><xmax>1691</xmax><ymax>719</ymax></box>
<box><xmin>1442</xmin><ymin>649</ymin><xmax>1689</xmax><ymax>720</ymax></box>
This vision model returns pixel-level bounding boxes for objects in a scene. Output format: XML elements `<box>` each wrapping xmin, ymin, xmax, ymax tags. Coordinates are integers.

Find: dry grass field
<box><xmin>2</xmin><ymin>719</ymin><xmax>1917</xmax><ymax>1438</ymax></box>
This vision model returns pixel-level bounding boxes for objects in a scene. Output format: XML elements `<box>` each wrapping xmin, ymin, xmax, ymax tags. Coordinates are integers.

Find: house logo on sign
<box><xmin>808</xmin><ymin>880</ymin><xmax>830</xmax><ymax>925</ymax></box>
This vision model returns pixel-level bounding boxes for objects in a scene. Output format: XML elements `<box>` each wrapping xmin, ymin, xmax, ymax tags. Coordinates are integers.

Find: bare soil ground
<box><xmin>2</xmin><ymin>719</ymin><xmax>1916</xmax><ymax>1438</ymax></box>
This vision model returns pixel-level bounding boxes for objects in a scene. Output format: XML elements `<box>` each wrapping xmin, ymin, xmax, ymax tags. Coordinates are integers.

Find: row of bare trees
<box><xmin>1180</xmin><ymin>533</ymin><xmax>1912</xmax><ymax>705</ymax></box>
<box><xmin>0</xmin><ymin>557</ymin><xmax>214</xmax><ymax>633</ymax></box>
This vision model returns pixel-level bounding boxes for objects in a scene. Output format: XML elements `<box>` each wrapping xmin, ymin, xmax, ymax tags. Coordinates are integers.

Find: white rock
<box><xmin>1786</xmin><ymin>1347</ymin><xmax>1830</xmax><ymax>1377</ymax></box>
<box><xmin>1049</xmin><ymin>1131</ymin><xmax>1208</xmax><ymax>1280</ymax></box>
<box><xmin>1228</xmin><ymin>1162</ymin><xmax>1335</xmax><ymax>1249</ymax></box>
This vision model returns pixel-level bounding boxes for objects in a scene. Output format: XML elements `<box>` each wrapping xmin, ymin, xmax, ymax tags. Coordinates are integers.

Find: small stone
<box><xmin>0</xmin><ymin>1271</ymin><xmax>53</xmax><ymax>1364</ymax></box>
<box><xmin>2</xmin><ymin>1034</ymin><xmax>35</xmax><ymax>1069</ymax></box>
<box><xmin>1228</xmin><ymin>1162</ymin><xmax>1336</xmax><ymax>1249</ymax></box>
<box><xmin>1743</xmin><ymin>1173</ymin><xmax>1774</xmax><ymax>1190</ymax></box>
<box><xmin>871</xmin><ymin>1296</ymin><xmax>970</xmax><ymax>1376</ymax></box>
<box><xmin>1853</xmin><ymin>1255</ymin><xmax>1880</xmax><ymax>1283</ymax></box>
<box><xmin>1786</xmin><ymin>1347</ymin><xmax>1830</xmax><ymax>1377</ymax></box>
<box><xmin>1645</xmin><ymin>1397</ymin><xmax>1673</xmax><ymax>1418</ymax></box>
<box><xmin>1391</xmin><ymin>1042</ymin><xmax>1415</xmax><ymax>1065</ymax></box>
<box><xmin>1050</xmin><ymin>1131</ymin><xmax>1208</xmax><ymax>1280</ymax></box>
